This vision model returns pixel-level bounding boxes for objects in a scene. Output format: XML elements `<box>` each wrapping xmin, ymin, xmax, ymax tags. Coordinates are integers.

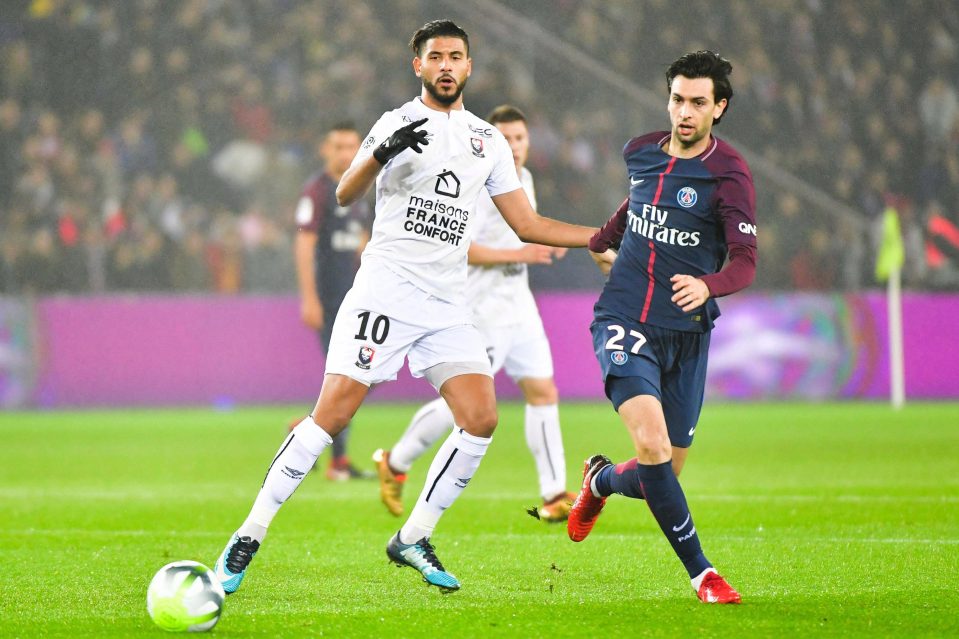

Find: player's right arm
<box><xmin>293</xmin><ymin>190</ymin><xmax>324</xmax><ymax>330</ymax></box>
<box><xmin>336</xmin><ymin>117</ymin><xmax>430</xmax><ymax>205</ymax></box>
<box><xmin>294</xmin><ymin>229</ymin><xmax>323</xmax><ymax>330</ymax></box>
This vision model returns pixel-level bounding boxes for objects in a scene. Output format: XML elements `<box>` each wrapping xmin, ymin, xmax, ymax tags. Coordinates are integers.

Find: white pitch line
<box><xmin>1</xmin><ymin>487</ymin><xmax>956</xmax><ymax>503</ymax></box>
<box><xmin>4</xmin><ymin>528</ymin><xmax>958</xmax><ymax>546</ymax></box>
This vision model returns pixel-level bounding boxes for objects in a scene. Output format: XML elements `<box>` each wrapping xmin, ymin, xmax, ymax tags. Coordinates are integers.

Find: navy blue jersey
<box><xmin>295</xmin><ymin>171</ymin><xmax>372</xmax><ymax>312</ymax></box>
<box><xmin>593</xmin><ymin>132</ymin><xmax>756</xmax><ymax>333</ymax></box>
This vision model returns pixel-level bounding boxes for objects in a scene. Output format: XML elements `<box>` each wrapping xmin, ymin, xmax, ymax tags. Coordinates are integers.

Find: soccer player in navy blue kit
<box><xmin>567</xmin><ymin>51</ymin><xmax>756</xmax><ymax>604</ymax></box>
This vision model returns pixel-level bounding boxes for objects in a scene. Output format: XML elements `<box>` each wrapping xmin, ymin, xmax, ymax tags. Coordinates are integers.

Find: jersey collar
<box><xmin>411</xmin><ymin>97</ymin><xmax>466</xmax><ymax>119</ymax></box>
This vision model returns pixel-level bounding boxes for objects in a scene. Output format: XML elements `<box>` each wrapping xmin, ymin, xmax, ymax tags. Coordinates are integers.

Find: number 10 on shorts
<box><xmin>354</xmin><ymin>311</ymin><xmax>391</xmax><ymax>344</ymax></box>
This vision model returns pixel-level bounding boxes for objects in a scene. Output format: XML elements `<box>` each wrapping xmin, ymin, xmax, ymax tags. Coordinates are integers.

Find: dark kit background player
<box><xmin>292</xmin><ymin>123</ymin><xmax>373</xmax><ymax>481</ymax></box>
<box><xmin>568</xmin><ymin>51</ymin><xmax>756</xmax><ymax>604</ymax></box>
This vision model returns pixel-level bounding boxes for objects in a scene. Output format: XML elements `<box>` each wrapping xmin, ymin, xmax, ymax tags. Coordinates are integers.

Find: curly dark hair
<box><xmin>665</xmin><ymin>50</ymin><xmax>734</xmax><ymax>124</ymax></box>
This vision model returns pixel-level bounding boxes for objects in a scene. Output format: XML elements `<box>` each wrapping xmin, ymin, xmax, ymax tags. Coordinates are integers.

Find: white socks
<box><xmin>238</xmin><ymin>416</ymin><xmax>332</xmax><ymax>541</ymax></box>
<box><xmin>399</xmin><ymin>427</ymin><xmax>491</xmax><ymax>543</ymax></box>
<box><xmin>390</xmin><ymin>398</ymin><xmax>455</xmax><ymax>473</ymax></box>
<box><xmin>524</xmin><ymin>404</ymin><xmax>567</xmax><ymax>500</ymax></box>
<box><xmin>392</xmin><ymin>400</ymin><xmax>566</xmax><ymax>502</ymax></box>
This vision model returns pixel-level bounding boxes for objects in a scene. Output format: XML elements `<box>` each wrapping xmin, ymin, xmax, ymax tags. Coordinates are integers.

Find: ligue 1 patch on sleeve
<box><xmin>610</xmin><ymin>351</ymin><xmax>628</xmax><ymax>366</ymax></box>
<box><xmin>356</xmin><ymin>345</ymin><xmax>375</xmax><ymax>370</ymax></box>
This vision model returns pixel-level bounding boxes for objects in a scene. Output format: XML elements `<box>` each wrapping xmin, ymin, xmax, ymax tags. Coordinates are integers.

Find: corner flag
<box><xmin>875</xmin><ymin>205</ymin><xmax>906</xmax><ymax>408</ymax></box>
<box><xmin>875</xmin><ymin>206</ymin><xmax>905</xmax><ymax>283</ymax></box>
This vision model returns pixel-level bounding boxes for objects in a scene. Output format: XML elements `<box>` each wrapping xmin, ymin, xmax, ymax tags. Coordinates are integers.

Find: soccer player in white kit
<box><xmin>213</xmin><ymin>20</ymin><xmax>596</xmax><ymax>593</ymax></box>
<box><xmin>374</xmin><ymin>105</ymin><xmax>576</xmax><ymax>523</ymax></box>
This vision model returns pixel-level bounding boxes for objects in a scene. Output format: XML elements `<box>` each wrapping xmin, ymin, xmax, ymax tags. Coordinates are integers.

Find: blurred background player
<box><xmin>213</xmin><ymin>20</ymin><xmax>596</xmax><ymax>594</ymax></box>
<box><xmin>373</xmin><ymin>104</ymin><xmax>575</xmax><ymax>522</ymax></box>
<box><xmin>569</xmin><ymin>51</ymin><xmax>756</xmax><ymax>604</ymax></box>
<box><xmin>292</xmin><ymin>122</ymin><xmax>374</xmax><ymax>481</ymax></box>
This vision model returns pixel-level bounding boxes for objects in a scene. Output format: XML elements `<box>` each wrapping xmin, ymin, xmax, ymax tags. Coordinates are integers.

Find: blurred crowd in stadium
<box><xmin>1</xmin><ymin>0</ymin><xmax>958</xmax><ymax>295</ymax></box>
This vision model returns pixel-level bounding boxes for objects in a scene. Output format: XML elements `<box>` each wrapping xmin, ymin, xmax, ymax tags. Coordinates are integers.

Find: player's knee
<box><xmin>632</xmin><ymin>433</ymin><xmax>672</xmax><ymax>464</ymax></box>
<box><xmin>521</xmin><ymin>378</ymin><xmax>558</xmax><ymax>405</ymax></box>
<box><xmin>456</xmin><ymin>403</ymin><xmax>498</xmax><ymax>438</ymax></box>
<box><xmin>310</xmin><ymin>410</ymin><xmax>352</xmax><ymax>434</ymax></box>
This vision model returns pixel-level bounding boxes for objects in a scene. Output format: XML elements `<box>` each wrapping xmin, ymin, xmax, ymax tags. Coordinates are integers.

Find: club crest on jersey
<box><xmin>356</xmin><ymin>346</ymin><xmax>375</xmax><ymax>370</ymax></box>
<box><xmin>610</xmin><ymin>351</ymin><xmax>628</xmax><ymax>366</ymax></box>
<box><xmin>470</xmin><ymin>137</ymin><xmax>485</xmax><ymax>157</ymax></box>
<box><xmin>677</xmin><ymin>186</ymin><xmax>697</xmax><ymax>208</ymax></box>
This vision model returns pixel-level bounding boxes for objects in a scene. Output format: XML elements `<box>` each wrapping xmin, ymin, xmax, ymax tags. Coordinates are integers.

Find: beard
<box><xmin>423</xmin><ymin>75</ymin><xmax>467</xmax><ymax>105</ymax></box>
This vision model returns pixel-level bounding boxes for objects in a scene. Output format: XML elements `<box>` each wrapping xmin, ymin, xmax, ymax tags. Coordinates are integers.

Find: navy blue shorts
<box><xmin>590</xmin><ymin>314</ymin><xmax>710</xmax><ymax>448</ymax></box>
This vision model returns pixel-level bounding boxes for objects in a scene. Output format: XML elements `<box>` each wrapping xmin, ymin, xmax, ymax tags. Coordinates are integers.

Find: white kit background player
<box><xmin>374</xmin><ymin>104</ymin><xmax>576</xmax><ymax>523</ymax></box>
<box><xmin>213</xmin><ymin>19</ymin><xmax>595</xmax><ymax>593</ymax></box>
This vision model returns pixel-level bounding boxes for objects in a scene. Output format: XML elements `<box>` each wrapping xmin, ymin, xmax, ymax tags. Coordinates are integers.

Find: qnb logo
<box><xmin>434</xmin><ymin>170</ymin><xmax>461</xmax><ymax>198</ymax></box>
<box><xmin>738</xmin><ymin>222</ymin><xmax>757</xmax><ymax>236</ymax></box>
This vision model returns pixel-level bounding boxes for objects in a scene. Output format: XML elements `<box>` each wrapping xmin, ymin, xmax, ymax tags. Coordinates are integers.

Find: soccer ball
<box><xmin>147</xmin><ymin>561</ymin><xmax>225</xmax><ymax>632</ymax></box>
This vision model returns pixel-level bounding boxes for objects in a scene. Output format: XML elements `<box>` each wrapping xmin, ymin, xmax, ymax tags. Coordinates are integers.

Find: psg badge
<box><xmin>677</xmin><ymin>186</ymin><xmax>698</xmax><ymax>208</ymax></box>
<box><xmin>610</xmin><ymin>351</ymin><xmax>628</xmax><ymax>366</ymax></box>
<box><xmin>355</xmin><ymin>345</ymin><xmax>375</xmax><ymax>370</ymax></box>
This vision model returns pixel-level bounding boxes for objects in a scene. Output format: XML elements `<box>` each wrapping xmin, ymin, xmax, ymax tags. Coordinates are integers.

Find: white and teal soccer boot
<box><xmin>386</xmin><ymin>533</ymin><xmax>460</xmax><ymax>591</ymax></box>
<box><xmin>213</xmin><ymin>532</ymin><xmax>260</xmax><ymax>594</ymax></box>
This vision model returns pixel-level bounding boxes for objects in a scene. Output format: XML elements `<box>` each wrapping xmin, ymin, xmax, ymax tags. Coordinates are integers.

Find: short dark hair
<box><xmin>665</xmin><ymin>50</ymin><xmax>734</xmax><ymax>124</ymax></box>
<box><xmin>409</xmin><ymin>19</ymin><xmax>469</xmax><ymax>57</ymax></box>
<box><xmin>328</xmin><ymin>121</ymin><xmax>357</xmax><ymax>134</ymax></box>
<box><xmin>486</xmin><ymin>104</ymin><xmax>527</xmax><ymax>125</ymax></box>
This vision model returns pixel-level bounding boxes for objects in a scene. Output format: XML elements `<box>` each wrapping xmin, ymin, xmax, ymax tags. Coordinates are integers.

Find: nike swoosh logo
<box><xmin>688</xmin><ymin>426</ymin><xmax>696</xmax><ymax>436</ymax></box>
<box><xmin>630</xmin><ymin>177</ymin><xmax>645</xmax><ymax>186</ymax></box>
<box><xmin>672</xmin><ymin>513</ymin><xmax>691</xmax><ymax>532</ymax></box>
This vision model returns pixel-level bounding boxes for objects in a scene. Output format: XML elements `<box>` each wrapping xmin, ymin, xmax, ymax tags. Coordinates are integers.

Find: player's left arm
<box><xmin>671</xmin><ymin>167</ymin><xmax>757</xmax><ymax>312</ymax></box>
<box><xmin>467</xmin><ymin>242</ymin><xmax>555</xmax><ymax>266</ymax></box>
<box><xmin>588</xmin><ymin>197</ymin><xmax>629</xmax><ymax>276</ymax></box>
<box><xmin>487</xmin><ymin>131</ymin><xmax>595</xmax><ymax>248</ymax></box>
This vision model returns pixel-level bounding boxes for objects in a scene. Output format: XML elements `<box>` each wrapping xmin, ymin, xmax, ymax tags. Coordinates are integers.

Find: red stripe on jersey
<box><xmin>651</xmin><ymin>156</ymin><xmax>677</xmax><ymax>206</ymax></box>
<box><xmin>640</xmin><ymin>156</ymin><xmax>676</xmax><ymax>322</ymax></box>
<box><xmin>640</xmin><ymin>241</ymin><xmax>657</xmax><ymax>323</ymax></box>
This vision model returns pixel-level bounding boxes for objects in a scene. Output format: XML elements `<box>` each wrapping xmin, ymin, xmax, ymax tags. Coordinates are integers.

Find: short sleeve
<box><xmin>295</xmin><ymin>196</ymin><xmax>317</xmax><ymax>232</ymax></box>
<box><xmin>484</xmin><ymin>130</ymin><xmax>523</xmax><ymax>198</ymax></box>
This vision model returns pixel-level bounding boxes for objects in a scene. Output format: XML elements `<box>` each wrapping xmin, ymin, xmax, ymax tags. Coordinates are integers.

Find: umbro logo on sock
<box><xmin>282</xmin><ymin>466</ymin><xmax>306</xmax><ymax>479</ymax></box>
<box><xmin>454</xmin><ymin>477</ymin><xmax>472</xmax><ymax>489</ymax></box>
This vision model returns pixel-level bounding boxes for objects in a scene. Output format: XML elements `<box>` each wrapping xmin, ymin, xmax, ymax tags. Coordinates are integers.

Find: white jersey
<box><xmin>351</xmin><ymin>98</ymin><xmax>522</xmax><ymax>306</ymax></box>
<box><xmin>467</xmin><ymin>167</ymin><xmax>540</xmax><ymax>329</ymax></box>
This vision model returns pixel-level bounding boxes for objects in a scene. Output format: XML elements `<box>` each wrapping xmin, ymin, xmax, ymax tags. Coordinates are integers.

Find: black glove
<box><xmin>372</xmin><ymin>118</ymin><xmax>430</xmax><ymax>165</ymax></box>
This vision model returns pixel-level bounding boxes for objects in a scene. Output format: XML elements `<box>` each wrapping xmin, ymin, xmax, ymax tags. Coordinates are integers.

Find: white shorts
<box><xmin>325</xmin><ymin>261</ymin><xmax>491</xmax><ymax>387</ymax></box>
<box><xmin>480</xmin><ymin>315</ymin><xmax>555</xmax><ymax>381</ymax></box>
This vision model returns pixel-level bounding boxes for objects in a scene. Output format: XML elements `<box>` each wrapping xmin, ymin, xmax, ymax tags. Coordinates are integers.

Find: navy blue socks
<box><xmin>596</xmin><ymin>459</ymin><xmax>711</xmax><ymax>578</ymax></box>
<box><xmin>637</xmin><ymin>460</ymin><xmax>711</xmax><ymax>578</ymax></box>
<box><xmin>594</xmin><ymin>459</ymin><xmax>645</xmax><ymax>499</ymax></box>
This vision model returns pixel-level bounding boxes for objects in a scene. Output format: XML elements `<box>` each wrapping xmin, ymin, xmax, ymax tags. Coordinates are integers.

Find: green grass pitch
<box><xmin>2</xmin><ymin>402</ymin><xmax>958</xmax><ymax>637</ymax></box>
